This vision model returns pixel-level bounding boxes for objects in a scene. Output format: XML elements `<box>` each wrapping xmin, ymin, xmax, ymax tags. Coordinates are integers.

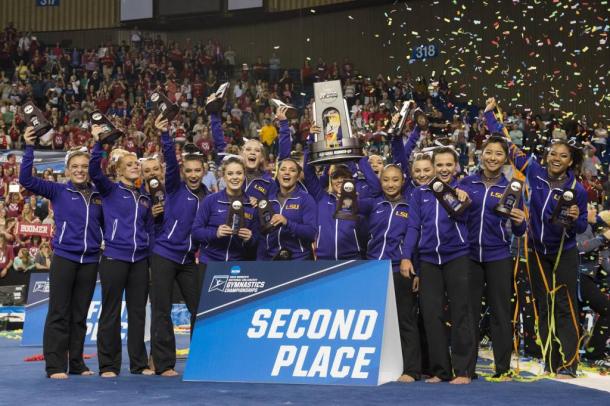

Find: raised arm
<box><xmin>88</xmin><ymin>129</ymin><xmax>116</xmax><ymax>197</ymax></box>
<box><xmin>302</xmin><ymin>147</ymin><xmax>325</xmax><ymax>201</ymax></box>
<box><xmin>156</xmin><ymin>115</ymin><xmax>180</xmax><ymax>195</ymax></box>
<box><xmin>210</xmin><ymin>111</ymin><xmax>226</xmax><ymax>154</ymax></box>
<box><xmin>277</xmin><ymin>106</ymin><xmax>292</xmax><ymax>161</ymax></box>
<box><xmin>358</xmin><ymin>156</ymin><xmax>382</xmax><ymax>197</ymax></box>
<box><xmin>19</xmin><ymin>128</ymin><xmax>58</xmax><ymax>200</ymax></box>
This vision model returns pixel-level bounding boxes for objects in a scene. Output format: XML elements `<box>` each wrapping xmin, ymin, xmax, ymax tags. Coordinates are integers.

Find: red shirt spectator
<box><xmin>52</xmin><ymin>131</ymin><xmax>66</xmax><ymax>150</ymax></box>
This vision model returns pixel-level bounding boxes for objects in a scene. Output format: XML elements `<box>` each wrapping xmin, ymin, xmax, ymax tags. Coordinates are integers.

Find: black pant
<box><xmin>420</xmin><ymin>256</ymin><xmax>478</xmax><ymax>380</ymax></box>
<box><xmin>580</xmin><ymin>274</ymin><xmax>609</xmax><ymax>360</ymax></box>
<box><xmin>393</xmin><ymin>272</ymin><xmax>421</xmax><ymax>379</ymax></box>
<box><xmin>472</xmin><ymin>258</ymin><xmax>514</xmax><ymax>374</ymax></box>
<box><xmin>530</xmin><ymin>247</ymin><xmax>580</xmax><ymax>373</ymax></box>
<box><xmin>43</xmin><ymin>255</ymin><xmax>97</xmax><ymax>376</ymax></box>
<box><xmin>150</xmin><ymin>254</ymin><xmax>203</xmax><ymax>374</ymax></box>
<box><xmin>97</xmin><ymin>256</ymin><xmax>149</xmax><ymax>374</ymax></box>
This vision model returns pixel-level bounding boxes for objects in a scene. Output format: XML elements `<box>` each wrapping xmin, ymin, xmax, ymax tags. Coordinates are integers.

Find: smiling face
<box><xmin>140</xmin><ymin>158</ymin><xmax>163</xmax><ymax>182</ymax></box>
<box><xmin>381</xmin><ymin>166</ymin><xmax>404</xmax><ymax>199</ymax></box>
<box><xmin>278</xmin><ymin>160</ymin><xmax>300</xmax><ymax>191</ymax></box>
<box><xmin>433</xmin><ymin>152</ymin><xmax>457</xmax><ymax>183</ymax></box>
<box><xmin>118</xmin><ymin>155</ymin><xmax>141</xmax><ymax>182</ymax></box>
<box><xmin>241</xmin><ymin>140</ymin><xmax>264</xmax><ymax>171</ymax></box>
<box><xmin>411</xmin><ymin>158</ymin><xmax>434</xmax><ymax>186</ymax></box>
<box><xmin>223</xmin><ymin>162</ymin><xmax>245</xmax><ymax>194</ymax></box>
<box><xmin>481</xmin><ymin>141</ymin><xmax>507</xmax><ymax>174</ymax></box>
<box><xmin>546</xmin><ymin>144</ymin><xmax>572</xmax><ymax>177</ymax></box>
<box><xmin>182</xmin><ymin>159</ymin><xmax>204</xmax><ymax>190</ymax></box>
<box><xmin>66</xmin><ymin>155</ymin><xmax>89</xmax><ymax>185</ymax></box>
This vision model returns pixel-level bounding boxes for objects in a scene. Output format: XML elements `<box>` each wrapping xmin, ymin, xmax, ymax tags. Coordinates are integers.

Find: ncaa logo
<box><xmin>92</xmin><ymin>112</ymin><xmax>102</xmax><ymax>121</ymax></box>
<box><xmin>24</xmin><ymin>105</ymin><xmax>34</xmax><ymax>115</ymax></box>
<box><xmin>151</xmin><ymin>93</ymin><xmax>159</xmax><ymax>102</ymax></box>
<box><xmin>209</xmin><ymin>275</ymin><xmax>228</xmax><ymax>292</ymax></box>
<box><xmin>230</xmin><ymin>266</ymin><xmax>241</xmax><ymax>275</ymax></box>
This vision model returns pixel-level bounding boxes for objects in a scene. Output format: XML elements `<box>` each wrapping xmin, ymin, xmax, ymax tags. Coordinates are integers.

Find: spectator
<box><xmin>34</xmin><ymin>241</ymin><xmax>52</xmax><ymax>271</ymax></box>
<box><xmin>12</xmin><ymin>247</ymin><xmax>35</xmax><ymax>272</ymax></box>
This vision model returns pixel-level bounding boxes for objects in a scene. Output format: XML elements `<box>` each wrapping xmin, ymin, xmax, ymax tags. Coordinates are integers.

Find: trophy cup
<box><xmin>551</xmin><ymin>189</ymin><xmax>575</xmax><ymax>227</ymax></box>
<box><xmin>151</xmin><ymin>90</ymin><xmax>180</xmax><ymax>122</ymax></box>
<box><xmin>258</xmin><ymin>199</ymin><xmax>275</xmax><ymax>234</ymax></box>
<box><xmin>494</xmin><ymin>179</ymin><xmax>523</xmax><ymax>217</ymax></box>
<box><xmin>309</xmin><ymin>80</ymin><xmax>363</xmax><ymax>165</ymax></box>
<box><xmin>430</xmin><ymin>177</ymin><xmax>470</xmax><ymax>218</ymax></box>
<box><xmin>205</xmin><ymin>82</ymin><xmax>229</xmax><ymax>115</ymax></box>
<box><xmin>270</xmin><ymin>98</ymin><xmax>298</xmax><ymax>120</ymax></box>
<box><xmin>21</xmin><ymin>102</ymin><xmax>52</xmax><ymax>141</ymax></box>
<box><xmin>226</xmin><ymin>199</ymin><xmax>245</xmax><ymax>235</ymax></box>
<box><xmin>91</xmin><ymin>111</ymin><xmax>124</xmax><ymax>145</ymax></box>
<box><xmin>147</xmin><ymin>177</ymin><xmax>165</xmax><ymax>206</ymax></box>
<box><xmin>334</xmin><ymin>180</ymin><xmax>358</xmax><ymax>221</ymax></box>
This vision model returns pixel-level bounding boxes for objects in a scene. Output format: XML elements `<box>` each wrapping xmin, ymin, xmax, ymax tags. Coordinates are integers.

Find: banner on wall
<box><xmin>17</xmin><ymin>222</ymin><xmax>52</xmax><ymax>237</ymax></box>
<box><xmin>0</xmin><ymin>150</ymin><xmax>66</xmax><ymax>173</ymax></box>
<box><xmin>184</xmin><ymin>260</ymin><xmax>402</xmax><ymax>386</ymax></box>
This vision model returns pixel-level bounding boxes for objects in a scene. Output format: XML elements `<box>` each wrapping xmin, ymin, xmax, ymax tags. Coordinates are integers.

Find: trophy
<box><xmin>147</xmin><ymin>177</ymin><xmax>165</xmax><ymax>206</ymax></box>
<box><xmin>309</xmin><ymin>80</ymin><xmax>363</xmax><ymax>165</ymax></box>
<box><xmin>551</xmin><ymin>189</ymin><xmax>575</xmax><ymax>227</ymax></box>
<box><xmin>257</xmin><ymin>199</ymin><xmax>275</xmax><ymax>234</ymax></box>
<box><xmin>388</xmin><ymin>100</ymin><xmax>416</xmax><ymax>136</ymax></box>
<box><xmin>431</xmin><ymin>177</ymin><xmax>470</xmax><ymax>218</ymax></box>
<box><xmin>205</xmin><ymin>82</ymin><xmax>229</xmax><ymax>114</ymax></box>
<box><xmin>21</xmin><ymin>102</ymin><xmax>52</xmax><ymax>140</ymax></box>
<box><xmin>334</xmin><ymin>180</ymin><xmax>358</xmax><ymax>221</ymax></box>
<box><xmin>273</xmin><ymin>249</ymin><xmax>293</xmax><ymax>261</ymax></box>
<box><xmin>226</xmin><ymin>198</ymin><xmax>245</xmax><ymax>235</ymax></box>
<box><xmin>151</xmin><ymin>90</ymin><xmax>179</xmax><ymax>122</ymax></box>
<box><xmin>494</xmin><ymin>179</ymin><xmax>523</xmax><ymax>217</ymax></box>
<box><xmin>91</xmin><ymin>111</ymin><xmax>124</xmax><ymax>145</ymax></box>
<box><xmin>270</xmin><ymin>98</ymin><xmax>298</xmax><ymax>120</ymax></box>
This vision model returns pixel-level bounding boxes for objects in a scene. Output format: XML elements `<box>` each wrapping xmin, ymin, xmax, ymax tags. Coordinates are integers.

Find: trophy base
<box><xmin>273</xmin><ymin>249</ymin><xmax>293</xmax><ymax>261</ymax></box>
<box><xmin>493</xmin><ymin>205</ymin><xmax>512</xmax><ymax>218</ymax></box>
<box><xmin>205</xmin><ymin>100</ymin><xmax>223</xmax><ymax>115</ymax></box>
<box><xmin>99</xmin><ymin>130</ymin><xmax>124</xmax><ymax>145</ymax></box>
<box><xmin>334</xmin><ymin>212</ymin><xmax>359</xmax><ymax>221</ymax></box>
<box><xmin>309</xmin><ymin>138</ymin><xmax>364</xmax><ymax>165</ymax></box>
<box><xmin>33</xmin><ymin>123</ymin><xmax>53</xmax><ymax>140</ymax></box>
<box><xmin>260</xmin><ymin>224</ymin><xmax>276</xmax><ymax>235</ymax></box>
<box><xmin>162</xmin><ymin>106</ymin><xmax>180</xmax><ymax>122</ymax></box>
<box><xmin>285</xmin><ymin>107</ymin><xmax>298</xmax><ymax>120</ymax></box>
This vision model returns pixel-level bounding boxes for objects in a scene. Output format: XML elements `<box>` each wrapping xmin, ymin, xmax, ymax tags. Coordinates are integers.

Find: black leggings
<box><xmin>529</xmin><ymin>247</ymin><xmax>580</xmax><ymax>374</ymax></box>
<box><xmin>472</xmin><ymin>257</ymin><xmax>514</xmax><ymax>374</ymax></box>
<box><xmin>419</xmin><ymin>255</ymin><xmax>478</xmax><ymax>380</ymax></box>
<box><xmin>150</xmin><ymin>254</ymin><xmax>204</xmax><ymax>374</ymax></box>
<box><xmin>580</xmin><ymin>274</ymin><xmax>609</xmax><ymax>360</ymax></box>
<box><xmin>393</xmin><ymin>272</ymin><xmax>421</xmax><ymax>379</ymax></box>
<box><xmin>97</xmin><ymin>256</ymin><xmax>149</xmax><ymax>375</ymax></box>
<box><xmin>43</xmin><ymin>255</ymin><xmax>97</xmax><ymax>376</ymax></box>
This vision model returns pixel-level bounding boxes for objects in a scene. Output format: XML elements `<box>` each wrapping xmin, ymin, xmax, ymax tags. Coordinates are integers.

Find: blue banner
<box><xmin>21</xmin><ymin>273</ymin><xmax>128</xmax><ymax>346</ymax></box>
<box><xmin>184</xmin><ymin>260</ymin><xmax>401</xmax><ymax>386</ymax></box>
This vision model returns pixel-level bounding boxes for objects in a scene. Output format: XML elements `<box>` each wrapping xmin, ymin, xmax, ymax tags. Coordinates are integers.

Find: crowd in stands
<box><xmin>0</xmin><ymin>23</ymin><xmax>608</xmax><ymax>280</ymax></box>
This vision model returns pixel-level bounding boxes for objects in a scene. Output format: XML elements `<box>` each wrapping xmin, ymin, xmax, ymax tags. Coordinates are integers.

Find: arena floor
<box><xmin>1</xmin><ymin>335</ymin><xmax>608</xmax><ymax>406</ymax></box>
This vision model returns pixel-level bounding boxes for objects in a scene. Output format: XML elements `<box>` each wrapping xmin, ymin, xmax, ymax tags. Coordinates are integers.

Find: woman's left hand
<box><xmin>270</xmin><ymin>214</ymin><xmax>287</xmax><ymax>227</ymax></box>
<box><xmin>237</xmin><ymin>228</ymin><xmax>252</xmax><ymax>241</ymax></box>
<box><xmin>568</xmin><ymin>204</ymin><xmax>580</xmax><ymax>221</ymax></box>
<box><xmin>509</xmin><ymin>207</ymin><xmax>526</xmax><ymax>225</ymax></box>
<box><xmin>456</xmin><ymin>188</ymin><xmax>470</xmax><ymax>203</ymax></box>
